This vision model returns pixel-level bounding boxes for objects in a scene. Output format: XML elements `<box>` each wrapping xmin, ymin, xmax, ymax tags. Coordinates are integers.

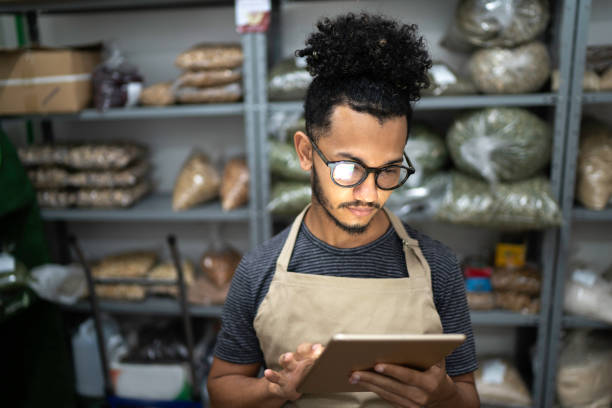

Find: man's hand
<box><xmin>263</xmin><ymin>343</ymin><xmax>325</xmax><ymax>402</ymax></box>
<box><xmin>349</xmin><ymin>360</ymin><xmax>458</xmax><ymax>408</ymax></box>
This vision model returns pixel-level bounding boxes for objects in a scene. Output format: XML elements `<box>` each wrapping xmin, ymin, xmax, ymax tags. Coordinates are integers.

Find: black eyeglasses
<box><xmin>309</xmin><ymin>137</ymin><xmax>415</xmax><ymax>190</ymax></box>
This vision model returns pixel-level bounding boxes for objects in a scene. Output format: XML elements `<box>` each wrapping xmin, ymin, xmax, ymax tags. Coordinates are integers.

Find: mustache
<box><xmin>338</xmin><ymin>201</ymin><xmax>381</xmax><ymax>209</ymax></box>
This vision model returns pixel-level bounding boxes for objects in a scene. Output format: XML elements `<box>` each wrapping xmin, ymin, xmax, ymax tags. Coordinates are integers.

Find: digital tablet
<box><xmin>296</xmin><ymin>333</ymin><xmax>466</xmax><ymax>394</ymax></box>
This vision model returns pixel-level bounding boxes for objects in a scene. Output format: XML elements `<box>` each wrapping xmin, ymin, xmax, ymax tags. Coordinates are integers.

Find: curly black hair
<box><xmin>296</xmin><ymin>12</ymin><xmax>432</xmax><ymax>142</ymax></box>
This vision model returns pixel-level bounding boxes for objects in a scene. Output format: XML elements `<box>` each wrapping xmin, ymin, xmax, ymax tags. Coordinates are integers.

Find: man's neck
<box><xmin>303</xmin><ymin>202</ymin><xmax>391</xmax><ymax>249</ymax></box>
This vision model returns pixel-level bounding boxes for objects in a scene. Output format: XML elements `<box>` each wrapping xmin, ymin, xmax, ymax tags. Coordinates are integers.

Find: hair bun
<box><xmin>296</xmin><ymin>13</ymin><xmax>431</xmax><ymax>101</ymax></box>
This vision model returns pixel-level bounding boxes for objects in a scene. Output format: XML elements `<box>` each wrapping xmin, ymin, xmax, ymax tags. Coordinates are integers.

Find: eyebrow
<box><xmin>336</xmin><ymin>152</ymin><xmax>404</xmax><ymax>167</ymax></box>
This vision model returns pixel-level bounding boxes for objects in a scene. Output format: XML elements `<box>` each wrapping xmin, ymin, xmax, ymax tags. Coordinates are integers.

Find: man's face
<box><xmin>310</xmin><ymin>105</ymin><xmax>407</xmax><ymax>234</ymax></box>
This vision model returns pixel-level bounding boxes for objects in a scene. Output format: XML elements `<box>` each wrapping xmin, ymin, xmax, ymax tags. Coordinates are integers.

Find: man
<box><xmin>208</xmin><ymin>13</ymin><xmax>479</xmax><ymax>408</ymax></box>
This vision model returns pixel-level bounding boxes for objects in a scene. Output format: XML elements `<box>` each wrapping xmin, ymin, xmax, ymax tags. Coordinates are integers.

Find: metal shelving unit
<box><xmin>545</xmin><ymin>1</ymin><xmax>612</xmax><ymax>408</ymax></box>
<box><xmin>41</xmin><ymin>195</ymin><xmax>251</xmax><ymax>222</ymax></box>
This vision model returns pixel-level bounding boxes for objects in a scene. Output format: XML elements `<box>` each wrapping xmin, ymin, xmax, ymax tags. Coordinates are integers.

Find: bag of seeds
<box><xmin>469</xmin><ymin>42</ymin><xmax>551</xmax><ymax>94</ymax></box>
<box><xmin>268</xmin><ymin>57</ymin><xmax>312</xmax><ymax>101</ymax></box>
<box><xmin>476</xmin><ymin>358</ymin><xmax>533</xmax><ymax>406</ymax></box>
<box><xmin>175</xmin><ymin>43</ymin><xmax>243</xmax><ymax>70</ymax></box>
<box><xmin>175</xmin><ymin>83</ymin><xmax>242</xmax><ymax>104</ymax></box>
<box><xmin>220</xmin><ymin>158</ymin><xmax>250</xmax><ymax>211</ymax></box>
<box><xmin>200</xmin><ymin>246</ymin><xmax>242</xmax><ymax>288</ymax></box>
<box><xmin>268</xmin><ymin>140</ymin><xmax>309</xmax><ymax>182</ymax></box>
<box><xmin>404</xmin><ymin>124</ymin><xmax>448</xmax><ymax>187</ymax></box>
<box><xmin>576</xmin><ymin>120</ymin><xmax>612</xmax><ymax>210</ymax></box>
<box><xmin>447</xmin><ymin>108</ymin><xmax>552</xmax><ymax>183</ymax></box>
<box><xmin>172</xmin><ymin>152</ymin><xmax>221</xmax><ymax>211</ymax></box>
<box><xmin>176</xmin><ymin>68</ymin><xmax>242</xmax><ymax>88</ymax></box>
<box><xmin>140</xmin><ymin>82</ymin><xmax>175</xmax><ymax>106</ymax></box>
<box><xmin>268</xmin><ymin>181</ymin><xmax>311</xmax><ymax>216</ymax></box>
<box><xmin>435</xmin><ymin>172</ymin><xmax>562</xmax><ymax>229</ymax></box>
<box><xmin>442</xmin><ymin>0</ymin><xmax>549</xmax><ymax>50</ymax></box>
<box><xmin>422</xmin><ymin>62</ymin><xmax>476</xmax><ymax>97</ymax></box>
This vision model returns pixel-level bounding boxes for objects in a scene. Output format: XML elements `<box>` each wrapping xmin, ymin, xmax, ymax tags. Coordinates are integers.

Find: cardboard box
<box><xmin>0</xmin><ymin>45</ymin><xmax>101</xmax><ymax>114</ymax></box>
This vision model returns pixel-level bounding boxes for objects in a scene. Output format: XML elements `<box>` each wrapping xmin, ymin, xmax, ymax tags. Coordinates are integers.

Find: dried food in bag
<box><xmin>586</xmin><ymin>44</ymin><xmax>612</xmax><ymax>73</ymax></box>
<box><xmin>468</xmin><ymin>42</ymin><xmax>550</xmax><ymax>94</ymax></box>
<box><xmin>94</xmin><ymin>284</ymin><xmax>146</xmax><ymax>301</ymax></box>
<box><xmin>175</xmin><ymin>44</ymin><xmax>243</xmax><ymax>70</ymax></box>
<box><xmin>220</xmin><ymin>158</ymin><xmax>250</xmax><ymax>211</ymax></box>
<box><xmin>93</xmin><ymin>44</ymin><xmax>143</xmax><ymax>111</ymax></box>
<box><xmin>268</xmin><ymin>140</ymin><xmax>310</xmax><ymax>182</ymax></box>
<box><xmin>268</xmin><ymin>182</ymin><xmax>312</xmax><ymax>216</ymax></box>
<box><xmin>405</xmin><ymin>124</ymin><xmax>448</xmax><ymax>187</ymax></box>
<box><xmin>177</xmin><ymin>68</ymin><xmax>242</xmax><ymax>87</ymax></box>
<box><xmin>475</xmin><ymin>358</ymin><xmax>533</xmax><ymax>406</ymax></box>
<box><xmin>200</xmin><ymin>247</ymin><xmax>242</xmax><ymax>288</ymax></box>
<box><xmin>188</xmin><ymin>276</ymin><xmax>230</xmax><ymax>305</ymax></box>
<box><xmin>422</xmin><ymin>62</ymin><xmax>476</xmax><ymax>97</ymax></box>
<box><xmin>268</xmin><ymin>57</ymin><xmax>312</xmax><ymax>101</ymax></box>
<box><xmin>443</xmin><ymin>0</ymin><xmax>549</xmax><ymax>50</ymax></box>
<box><xmin>576</xmin><ymin>120</ymin><xmax>612</xmax><ymax>210</ymax></box>
<box><xmin>491</xmin><ymin>266</ymin><xmax>541</xmax><ymax>295</ymax></box>
<box><xmin>92</xmin><ymin>251</ymin><xmax>157</xmax><ymax>279</ymax></box>
<box><xmin>564</xmin><ymin>266</ymin><xmax>612</xmax><ymax>324</ymax></box>
<box><xmin>37</xmin><ymin>190</ymin><xmax>77</xmax><ymax>208</ymax></box>
<box><xmin>75</xmin><ymin>181</ymin><xmax>149</xmax><ymax>208</ymax></box>
<box><xmin>495</xmin><ymin>291</ymin><xmax>539</xmax><ymax>314</ymax></box>
<box><xmin>175</xmin><ymin>83</ymin><xmax>242</xmax><ymax>104</ymax></box>
<box><xmin>29</xmin><ymin>161</ymin><xmax>149</xmax><ymax>189</ymax></box>
<box><xmin>557</xmin><ymin>330</ymin><xmax>612</xmax><ymax>408</ymax></box>
<box><xmin>140</xmin><ymin>82</ymin><xmax>175</xmax><ymax>106</ymax></box>
<box><xmin>435</xmin><ymin>172</ymin><xmax>562</xmax><ymax>229</ymax></box>
<box><xmin>148</xmin><ymin>260</ymin><xmax>195</xmax><ymax>284</ymax></box>
<box><xmin>28</xmin><ymin>167</ymin><xmax>69</xmax><ymax>189</ymax></box>
<box><xmin>385</xmin><ymin>172</ymin><xmax>450</xmax><ymax>219</ymax></box>
<box><xmin>447</xmin><ymin>108</ymin><xmax>552</xmax><ymax>182</ymax></box>
<box><xmin>172</xmin><ymin>152</ymin><xmax>221</xmax><ymax>211</ymax></box>
<box><xmin>19</xmin><ymin>143</ymin><xmax>146</xmax><ymax>170</ymax></box>
<box><xmin>600</xmin><ymin>66</ymin><xmax>612</xmax><ymax>91</ymax></box>
<box><xmin>467</xmin><ymin>292</ymin><xmax>496</xmax><ymax>310</ymax></box>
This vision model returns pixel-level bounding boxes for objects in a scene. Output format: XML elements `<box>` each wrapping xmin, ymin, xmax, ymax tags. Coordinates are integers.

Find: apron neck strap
<box><xmin>277</xmin><ymin>204</ymin><xmax>310</xmax><ymax>271</ymax></box>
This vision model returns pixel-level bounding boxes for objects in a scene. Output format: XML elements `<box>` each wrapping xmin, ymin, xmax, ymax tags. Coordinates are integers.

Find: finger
<box><xmin>372</xmin><ymin>363</ymin><xmax>426</xmax><ymax>388</ymax></box>
<box><xmin>353</xmin><ymin>370</ymin><xmax>426</xmax><ymax>404</ymax></box>
<box><xmin>264</xmin><ymin>369</ymin><xmax>282</xmax><ymax>385</ymax></box>
<box><xmin>295</xmin><ymin>343</ymin><xmax>314</xmax><ymax>359</ymax></box>
<box><xmin>278</xmin><ymin>352</ymin><xmax>298</xmax><ymax>371</ymax></box>
<box><xmin>312</xmin><ymin>344</ymin><xmax>324</xmax><ymax>358</ymax></box>
<box><xmin>354</xmin><ymin>379</ymin><xmax>421</xmax><ymax>408</ymax></box>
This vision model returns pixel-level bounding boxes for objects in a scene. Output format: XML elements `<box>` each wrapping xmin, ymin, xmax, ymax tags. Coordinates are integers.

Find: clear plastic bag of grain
<box><xmin>172</xmin><ymin>151</ymin><xmax>221</xmax><ymax>211</ymax></box>
<box><xmin>469</xmin><ymin>42</ymin><xmax>551</xmax><ymax>94</ymax></box>
<box><xmin>30</xmin><ymin>162</ymin><xmax>149</xmax><ymax>189</ymax></box>
<box><xmin>268</xmin><ymin>57</ymin><xmax>312</xmax><ymax>101</ymax></box>
<box><xmin>268</xmin><ymin>140</ymin><xmax>310</xmax><ymax>182</ymax></box>
<box><xmin>75</xmin><ymin>181</ymin><xmax>149</xmax><ymax>208</ymax></box>
<box><xmin>94</xmin><ymin>284</ymin><xmax>146</xmax><ymax>301</ymax></box>
<box><xmin>576</xmin><ymin>119</ymin><xmax>612</xmax><ymax>210</ymax></box>
<box><xmin>175</xmin><ymin>43</ymin><xmax>243</xmax><ymax>70</ymax></box>
<box><xmin>176</xmin><ymin>68</ymin><xmax>242</xmax><ymax>88</ymax></box>
<box><xmin>92</xmin><ymin>251</ymin><xmax>157</xmax><ymax>279</ymax></box>
<box><xmin>495</xmin><ymin>291</ymin><xmax>539</xmax><ymax>314</ymax></box>
<box><xmin>200</xmin><ymin>246</ymin><xmax>242</xmax><ymax>288</ymax></box>
<box><xmin>140</xmin><ymin>82</ymin><xmax>175</xmax><ymax>106</ymax></box>
<box><xmin>422</xmin><ymin>62</ymin><xmax>476</xmax><ymax>97</ymax></box>
<box><xmin>220</xmin><ymin>158</ymin><xmax>250</xmax><ymax>211</ymax></box>
<box><xmin>175</xmin><ymin>83</ymin><xmax>242</xmax><ymax>104</ymax></box>
<box><xmin>475</xmin><ymin>358</ymin><xmax>533</xmax><ymax>407</ymax></box>
<box><xmin>267</xmin><ymin>181</ymin><xmax>312</xmax><ymax>217</ymax></box>
<box><xmin>148</xmin><ymin>260</ymin><xmax>195</xmax><ymax>297</ymax></box>
<box><xmin>467</xmin><ymin>292</ymin><xmax>496</xmax><ymax>310</ymax></box>
<box><xmin>37</xmin><ymin>190</ymin><xmax>77</xmax><ymax>208</ymax></box>
<box><xmin>443</xmin><ymin>0</ymin><xmax>549</xmax><ymax>50</ymax></box>
<box><xmin>491</xmin><ymin>265</ymin><xmax>541</xmax><ymax>295</ymax></box>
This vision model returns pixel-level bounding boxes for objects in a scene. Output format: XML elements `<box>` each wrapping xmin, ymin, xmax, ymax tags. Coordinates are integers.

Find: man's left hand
<box><xmin>349</xmin><ymin>360</ymin><xmax>457</xmax><ymax>408</ymax></box>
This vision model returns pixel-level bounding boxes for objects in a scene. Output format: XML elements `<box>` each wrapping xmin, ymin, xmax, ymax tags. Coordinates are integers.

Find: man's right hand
<box><xmin>263</xmin><ymin>343</ymin><xmax>325</xmax><ymax>401</ymax></box>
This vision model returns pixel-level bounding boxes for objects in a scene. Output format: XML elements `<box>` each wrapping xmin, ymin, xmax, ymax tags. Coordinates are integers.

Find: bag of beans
<box><xmin>172</xmin><ymin>152</ymin><xmax>220</xmax><ymax>211</ymax></box>
<box><xmin>175</xmin><ymin>43</ymin><xmax>243</xmax><ymax>70</ymax></box>
<box><xmin>200</xmin><ymin>246</ymin><xmax>242</xmax><ymax>288</ymax></box>
<box><xmin>220</xmin><ymin>158</ymin><xmax>250</xmax><ymax>211</ymax></box>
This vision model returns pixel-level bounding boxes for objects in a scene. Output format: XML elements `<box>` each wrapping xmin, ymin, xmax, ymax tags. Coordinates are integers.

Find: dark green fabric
<box><xmin>0</xmin><ymin>128</ymin><xmax>76</xmax><ymax>408</ymax></box>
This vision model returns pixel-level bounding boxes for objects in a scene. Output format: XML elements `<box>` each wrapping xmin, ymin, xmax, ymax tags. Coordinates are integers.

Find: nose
<box><xmin>353</xmin><ymin>172</ymin><xmax>378</xmax><ymax>203</ymax></box>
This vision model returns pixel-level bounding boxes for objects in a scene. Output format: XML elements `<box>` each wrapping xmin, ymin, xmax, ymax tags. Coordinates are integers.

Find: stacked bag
<box><xmin>19</xmin><ymin>143</ymin><xmax>150</xmax><ymax>208</ymax></box>
<box><xmin>267</xmin><ymin>116</ymin><xmax>311</xmax><ymax>216</ymax></box>
<box><xmin>140</xmin><ymin>44</ymin><xmax>244</xmax><ymax>107</ymax></box>
<box><xmin>442</xmin><ymin>0</ymin><xmax>551</xmax><ymax>95</ymax></box>
<box><xmin>575</xmin><ymin>119</ymin><xmax>612</xmax><ymax>211</ymax></box>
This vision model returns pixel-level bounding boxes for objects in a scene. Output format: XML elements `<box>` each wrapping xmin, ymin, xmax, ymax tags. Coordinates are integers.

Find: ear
<box><xmin>294</xmin><ymin>131</ymin><xmax>313</xmax><ymax>171</ymax></box>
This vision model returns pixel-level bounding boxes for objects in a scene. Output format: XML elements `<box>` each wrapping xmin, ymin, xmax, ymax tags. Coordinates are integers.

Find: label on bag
<box><xmin>572</xmin><ymin>269</ymin><xmax>597</xmax><ymax>287</ymax></box>
<box><xmin>0</xmin><ymin>253</ymin><xmax>15</xmax><ymax>273</ymax></box>
<box><xmin>236</xmin><ymin>0</ymin><xmax>271</xmax><ymax>33</ymax></box>
<box><xmin>481</xmin><ymin>359</ymin><xmax>506</xmax><ymax>384</ymax></box>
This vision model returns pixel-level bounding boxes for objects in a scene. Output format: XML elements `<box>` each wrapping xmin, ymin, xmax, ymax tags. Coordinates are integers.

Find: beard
<box><xmin>311</xmin><ymin>166</ymin><xmax>379</xmax><ymax>235</ymax></box>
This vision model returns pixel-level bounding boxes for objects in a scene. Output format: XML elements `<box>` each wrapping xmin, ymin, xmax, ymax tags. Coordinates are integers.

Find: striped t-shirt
<box><xmin>215</xmin><ymin>220</ymin><xmax>478</xmax><ymax>377</ymax></box>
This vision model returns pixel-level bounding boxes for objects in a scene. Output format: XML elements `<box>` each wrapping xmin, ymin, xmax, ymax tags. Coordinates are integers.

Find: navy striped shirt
<box><xmin>215</xmin><ymin>221</ymin><xmax>477</xmax><ymax>377</ymax></box>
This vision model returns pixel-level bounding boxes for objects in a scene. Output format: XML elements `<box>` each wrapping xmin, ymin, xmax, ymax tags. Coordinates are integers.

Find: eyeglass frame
<box><xmin>308</xmin><ymin>136</ymin><xmax>416</xmax><ymax>191</ymax></box>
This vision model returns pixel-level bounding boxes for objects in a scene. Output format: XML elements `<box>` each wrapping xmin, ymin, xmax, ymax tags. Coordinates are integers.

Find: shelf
<box><xmin>268</xmin><ymin>94</ymin><xmax>557</xmax><ymax>114</ymax></box>
<box><xmin>470</xmin><ymin>310</ymin><xmax>540</xmax><ymax>327</ymax></box>
<box><xmin>63</xmin><ymin>298</ymin><xmax>223</xmax><ymax>318</ymax></box>
<box><xmin>572</xmin><ymin>206</ymin><xmax>612</xmax><ymax>221</ymax></box>
<box><xmin>582</xmin><ymin>92</ymin><xmax>612</xmax><ymax>104</ymax></box>
<box><xmin>0</xmin><ymin>0</ymin><xmax>233</xmax><ymax>13</ymax></box>
<box><xmin>562</xmin><ymin>315</ymin><xmax>612</xmax><ymax>329</ymax></box>
<box><xmin>41</xmin><ymin>194</ymin><xmax>250</xmax><ymax>222</ymax></box>
<box><xmin>0</xmin><ymin>104</ymin><xmax>244</xmax><ymax>121</ymax></box>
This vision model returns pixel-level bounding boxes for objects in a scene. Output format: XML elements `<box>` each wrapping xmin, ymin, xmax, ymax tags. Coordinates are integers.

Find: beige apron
<box><xmin>254</xmin><ymin>205</ymin><xmax>444</xmax><ymax>407</ymax></box>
